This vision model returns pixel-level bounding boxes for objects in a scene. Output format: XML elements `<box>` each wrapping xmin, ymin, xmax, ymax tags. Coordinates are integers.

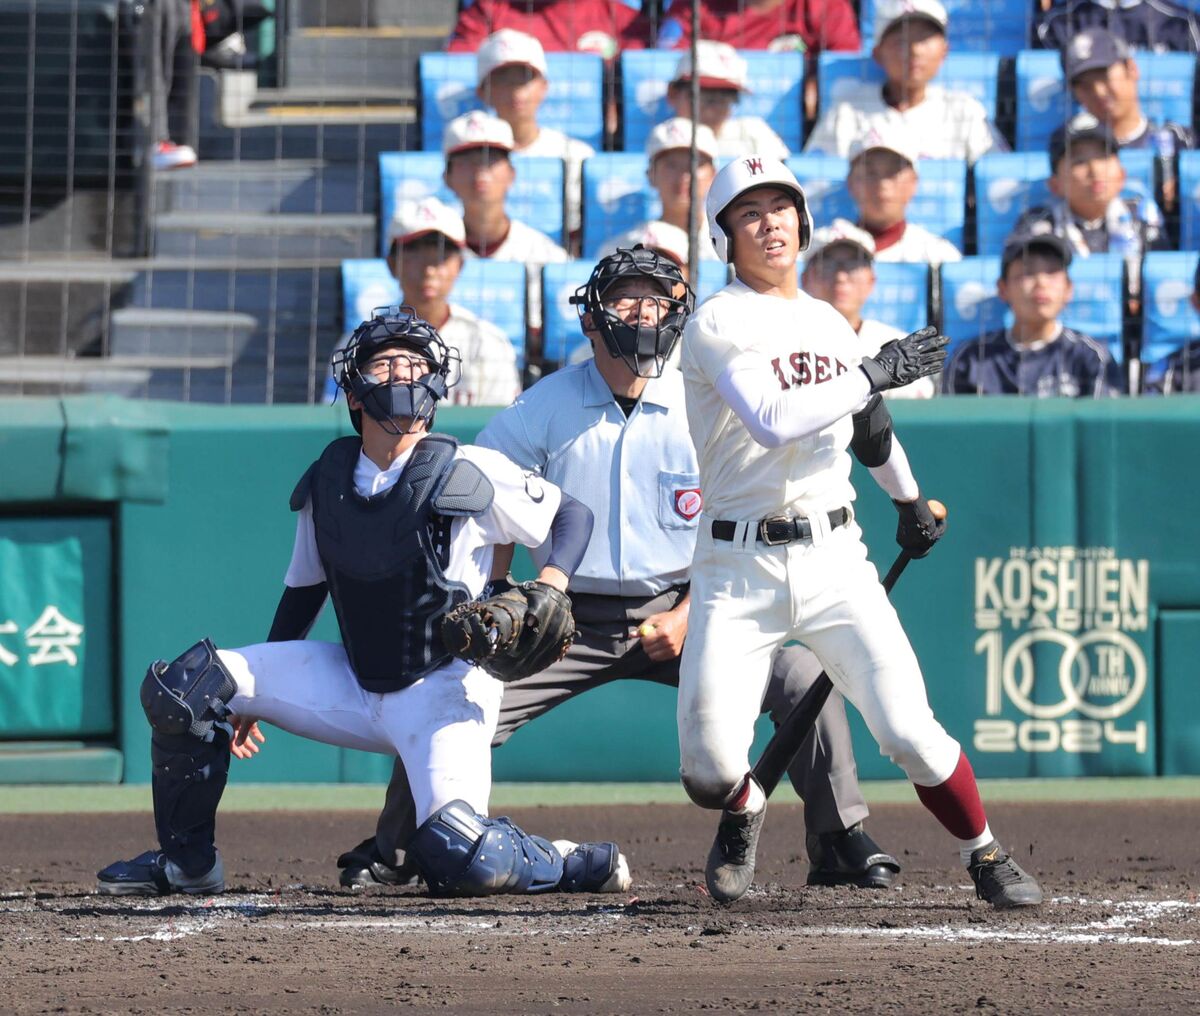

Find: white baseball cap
<box><xmin>443</xmin><ymin>110</ymin><xmax>515</xmax><ymax>157</ymax></box>
<box><xmin>873</xmin><ymin>0</ymin><xmax>949</xmax><ymax>46</ymax></box>
<box><xmin>622</xmin><ymin>220</ymin><xmax>690</xmax><ymax>266</ymax></box>
<box><xmin>803</xmin><ymin>218</ymin><xmax>876</xmax><ymax>262</ymax></box>
<box><xmin>646</xmin><ymin>117</ymin><xmax>720</xmax><ymax>163</ymax></box>
<box><xmin>847</xmin><ymin>126</ymin><xmax>919</xmax><ymax>168</ymax></box>
<box><xmin>706</xmin><ymin>154</ymin><xmax>812</xmax><ymax>263</ymax></box>
<box><xmin>672</xmin><ymin>40</ymin><xmax>750</xmax><ymax>92</ymax></box>
<box><xmin>476</xmin><ymin>29</ymin><xmax>548</xmax><ymax>86</ymax></box>
<box><xmin>386</xmin><ymin>197</ymin><xmax>466</xmax><ymax>249</ymax></box>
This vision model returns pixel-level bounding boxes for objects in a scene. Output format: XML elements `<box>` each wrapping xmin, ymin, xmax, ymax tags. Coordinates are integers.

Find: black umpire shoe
<box><xmin>336</xmin><ymin>836</ymin><xmax>421</xmax><ymax>889</ymax></box>
<box><xmin>705</xmin><ymin>804</ymin><xmax>766</xmax><ymax>903</ymax></box>
<box><xmin>968</xmin><ymin>841</ymin><xmax>1043</xmax><ymax>908</ymax></box>
<box><xmin>806</xmin><ymin>823</ymin><xmax>901</xmax><ymax>889</ymax></box>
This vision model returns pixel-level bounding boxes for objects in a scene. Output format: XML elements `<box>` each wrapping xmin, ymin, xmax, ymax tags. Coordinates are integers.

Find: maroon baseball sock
<box><xmin>913</xmin><ymin>751</ymin><xmax>987</xmax><ymax>840</ymax></box>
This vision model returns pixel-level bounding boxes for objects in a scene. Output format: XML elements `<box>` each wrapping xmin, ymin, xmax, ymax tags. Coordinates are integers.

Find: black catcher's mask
<box><xmin>569</xmin><ymin>245</ymin><xmax>695</xmax><ymax>378</ymax></box>
<box><xmin>333</xmin><ymin>306</ymin><xmax>460</xmax><ymax>435</ymax></box>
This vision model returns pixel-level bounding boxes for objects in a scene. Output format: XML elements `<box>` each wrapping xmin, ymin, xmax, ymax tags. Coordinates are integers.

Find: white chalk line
<box><xmin>12</xmin><ymin>893</ymin><xmax>1200</xmax><ymax>948</ymax></box>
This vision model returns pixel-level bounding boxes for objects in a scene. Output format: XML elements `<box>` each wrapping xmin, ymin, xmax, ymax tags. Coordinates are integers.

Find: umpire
<box><xmin>335</xmin><ymin>246</ymin><xmax>900</xmax><ymax>891</ymax></box>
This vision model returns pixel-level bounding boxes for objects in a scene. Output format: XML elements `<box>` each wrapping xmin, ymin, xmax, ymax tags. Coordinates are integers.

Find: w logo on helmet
<box><xmin>743</xmin><ymin>157</ymin><xmax>764</xmax><ymax>175</ymax></box>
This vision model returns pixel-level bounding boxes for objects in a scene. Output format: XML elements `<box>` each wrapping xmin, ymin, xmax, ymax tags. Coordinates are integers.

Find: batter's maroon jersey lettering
<box><xmin>771</xmin><ymin>351</ymin><xmax>850</xmax><ymax>390</ymax></box>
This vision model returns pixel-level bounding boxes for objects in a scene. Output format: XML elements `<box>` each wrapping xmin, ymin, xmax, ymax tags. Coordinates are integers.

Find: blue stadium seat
<box><xmin>581</xmin><ymin>154</ymin><xmax>659</xmax><ymax>258</ymax></box>
<box><xmin>788</xmin><ymin>155</ymin><xmax>967</xmax><ymax>251</ymax></box>
<box><xmin>817</xmin><ymin>52</ymin><xmax>1000</xmax><ymax>121</ymax></box>
<box><xmin>973</xmin><ymin>149</ymin><xmax>1155</xmax><ymax>254</ymax></box>
<box><xmin>341</xmin><ymin>258</ymin><xmax>528</xmax><ymax>361</ymax></box>
<box><xmin>859</xmin><ymin>0</ymin><xmax>1032</xmax><ymax>56</ymax></box>
<box><xmin>1180</xmin><ymin>151</ymin><xmax>1200</xmax><ymax>249</ymax></box>
<box><xmin>620</xmin><ymin>50</ymin><xmax>805</xmax><ymax>154</ymax></box>
<box><xmin>1015</xmin><ymin>49</ymin><xmax>1195</xmax><ymax>151</ymax></box>
<box><xmin>863</xmin><ymin>263</ymin><xmax>932</xmax><ymax>336</ymax></box>
<box><xmin>542</xmin><ymin>259</ymin><xmax>732</xmax><ymax>362</ymax></box>
<box><xmin>1142</xmin><ymin>251</ymin><xmax>1200</xmax><ymax>366</ymax></box>
<box><xmin>419</xmin><ymin>52</ymin><xmax>605</xmax><ymax>152</ymax></box>
<box><xmin>378</xmin><ymin>152</ymin><xmax>565</xmax><ymax>254</ymax></box>
<box><xmin>941</xmin><ymin>253</ymin><xmax>1126</xmax><ymax>361</ymax></box>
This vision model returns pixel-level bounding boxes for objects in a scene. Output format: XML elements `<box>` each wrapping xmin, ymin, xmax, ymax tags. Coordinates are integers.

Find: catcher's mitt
<box><xmin>441</xmin><ymin>580</ymin><xmax>576</xmax><ymax>682</ymax></box>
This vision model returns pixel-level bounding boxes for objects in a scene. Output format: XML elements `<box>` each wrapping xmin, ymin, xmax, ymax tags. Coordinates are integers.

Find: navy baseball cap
<box><xmin>1000</xmin><ymin>231</ymin><xmax>1073</xmax><ymax>275</ymax></box>
<box><xmin>1049</xmin><ymin>112</ymin><xmax>1118</xmax><ymax>168</ymax></box>
<box><xmin>1062</xmin><ymin>28</ymin><xmax>1133</xmax><ymax>83</ymax></box>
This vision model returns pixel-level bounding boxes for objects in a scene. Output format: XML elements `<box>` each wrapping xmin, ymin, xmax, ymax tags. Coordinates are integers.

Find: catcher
<box><xmin>97</xmin><ymin>307</ymin><xmax>633</xmax><ymax>899</ymax></box>
<box><xmin>333</xmin><ymin>246</ymin><xmax>903</xmax><ymax>893</ymax></box>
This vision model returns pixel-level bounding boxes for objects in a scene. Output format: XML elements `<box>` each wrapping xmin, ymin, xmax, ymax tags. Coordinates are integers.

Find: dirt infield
<box><xmin>3</xmin><ymin>799</ymin><xmax>1199</xmax><ymax>1014</ymax></box>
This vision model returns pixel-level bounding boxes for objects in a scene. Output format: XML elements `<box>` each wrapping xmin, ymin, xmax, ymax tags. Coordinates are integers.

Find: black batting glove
<box><xmin>860</xmin><ymin>326</ymin><xmax>949</xmax><ymax>393</ymax></box>
<box><xmin>893</xmin><ymin>497</ymin><xmax>946</xmax><ymax>558</ymax></box>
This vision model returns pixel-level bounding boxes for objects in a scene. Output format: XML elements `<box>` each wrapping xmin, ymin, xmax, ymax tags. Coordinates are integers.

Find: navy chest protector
<box><xmin>291</xmin><ymin>435</ymin><xmax>494</xmax><ymax>693</ymax></box>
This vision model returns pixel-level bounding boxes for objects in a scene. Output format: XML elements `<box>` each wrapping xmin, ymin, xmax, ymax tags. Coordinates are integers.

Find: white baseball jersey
<box><xmin>873</xmin><ymin>222</ymin><xmax>962</xmax><ymax>266</ymax></box>
<box><xmin>856</xmin><ymin>317</ymin><xmax>935</xmax><ymax>400</ymax></box>
<box><xmin>714</xmin><ymin>116</ymin><xmax>790</xmax><ymax>159</ymax></box>
<box><xmin>680</xmin><ymin>279</ymin><xmax>861</xmax><ymax>520</ymax></box>
<box><xmin>515</xmin><ymin>127</ymin><xmax>594</xmax><ymax>235</ymax></box>
<box><xmin>464</xmin><ymin>216</ymin><xmax>569</xmax><ymax>330</ymax></box>
<box><xmin>438</xmin><ymin>304</ymin><xmax>522</xmax><ymax>407</ymax></box>
<box><xmin>804</xmin><ymin>84</ymin><xmax>1007</xmax><ymax>164</ymax></box>
<box><xmin>285</xmin><ymin>439</ymin><xmax>561</xmax><ymax>598</ymax></box>
<box><xmin>598</xmin><ymin>219</ymin><xmax>720</xmax><ymax>262</ymax></box>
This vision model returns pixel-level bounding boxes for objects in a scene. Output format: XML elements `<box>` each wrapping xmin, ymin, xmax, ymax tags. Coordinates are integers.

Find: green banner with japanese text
<box><xmin>0</xmin><ymin>518</ymin><xmax>113</xmax><ymax>737</ymax></box>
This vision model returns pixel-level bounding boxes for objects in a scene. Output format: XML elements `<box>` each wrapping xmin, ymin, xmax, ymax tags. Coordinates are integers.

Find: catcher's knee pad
<box><xmin>150</xmin><ymin>725</ymin><xmax>231</xmax><ymax>875</ymax></box>
<box><xmin>141</xmin><ymin>638</ymin><xmax>237</xmax><ymax>739</ymax></box>
<box><xmin>558</xmin><ymin>841</ymin><xmax>627</xmax><ymax>893</ymax></box>
<box><xmin>407</xmin><ymin>799</ymin><xmax>564</xmax><ymax>897</ymax></box>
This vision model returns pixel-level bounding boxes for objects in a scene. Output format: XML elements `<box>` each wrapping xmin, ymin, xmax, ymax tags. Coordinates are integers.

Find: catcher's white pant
<box><xmin>678</xmin><ymin>515</ymin><xmax>962</xmax><ymax>804</ymax></box>
<box><xmin>220</xmin><ymin>641</ymin><xmax>502</xmax><ymax>824</ymax></box>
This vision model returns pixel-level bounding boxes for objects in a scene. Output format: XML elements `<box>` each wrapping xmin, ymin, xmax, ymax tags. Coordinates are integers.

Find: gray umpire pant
<box><xmin>373</xmin><ymin>587</ymin><xmax>871</xmax><ymax>865</ymax></box>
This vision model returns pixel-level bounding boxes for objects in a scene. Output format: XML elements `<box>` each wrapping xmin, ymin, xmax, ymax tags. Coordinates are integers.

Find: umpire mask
<box><xmin>334</xmin><ymin>307</ymin><xmax>460</xmax><ymax>436</ymax></box>
<box><xmin>570</xmin><ymin>245</ymin><xmax>695</xmax><ymax>378</ymax></box>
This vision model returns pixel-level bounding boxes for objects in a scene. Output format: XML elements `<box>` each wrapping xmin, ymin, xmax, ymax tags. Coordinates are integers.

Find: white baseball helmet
<box><xmin>705</xmin><ymin>154</ymin><xmax>813</xmax><ymax>264</ymax></box>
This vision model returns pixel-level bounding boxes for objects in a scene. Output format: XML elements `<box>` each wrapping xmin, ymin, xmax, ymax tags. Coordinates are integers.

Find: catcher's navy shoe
<box><xmin>968</xmin><ymin>841</ymin><xmax>1043</xmax><ymax>908</ymax></box>
<box><xmin>97</xmin><ymin>850</ymin><xmax>224</xmax><ymax>896</ymax></box>
<box><xmin>552</xmin><ymin>840</ymin><xmax>631</xmax><ymax>893</ymax></box>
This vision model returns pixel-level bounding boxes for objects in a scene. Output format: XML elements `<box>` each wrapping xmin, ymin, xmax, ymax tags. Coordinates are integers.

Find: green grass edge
<box><xmin>1</xmin><ymin>777</ymin><xmax>1198</xmax><ymax>813</ymax></box>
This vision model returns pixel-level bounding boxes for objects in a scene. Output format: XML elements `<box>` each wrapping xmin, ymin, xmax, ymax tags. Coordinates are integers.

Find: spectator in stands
<box><xmin>152</xmin><ymin>0</ymin><xmax>201</xmax><ymax>170</ymax></box>
<box><xmin>1062</xmin><ymin>28</ymin><xmax>1194</xmax><ymax>211</ymax></box>
<box><xmin>800</xmin><ymin>219</ymin><xmax>934</xmax><ymax>398</ymax></box>
<box><xmin>1012</xmin><ymin>113</ymin><xmax>1168</xmax><ymax>264</ymax></box>
<box><xmin>1035</xmin><ymin>0</ymin><xmax>1200</xmax><ymax>54</ymax></box>
<box><xmin>599</xmin><ymin>118</ymin><xmax>721</xmax><ymax>261</ymax></box>
<box><xmin>476</xmin><ymin>30</ymin><xmax>594</xmax><ymax>247</ymax></box>
<box><xmin>844</xmin><ymin>129</ymin><xmax>962</xmax><ymax>265</ymax></box>
<box><xmin>804</xmin><ymin>0</ymin><xmax>1007</xmax><ymax>164</ymax></box>
<box><xmin>1146</xmin><ymin>260</ymin><xmax>1200</xmax><ymax>393</ymax></box>
<box><xmin>446</xmin><ymin>0</ymin><xmax>651</xmax><ymax>60</ymax></box>
<box><xmin>654</xmin><ymin>0</ymin><xmax>859</xmax><ymax>59</ymax></box>
<box><xmin>662</xmin><ymin>42</ymin><xmax>788</xmax><ymax>158</ymax></box>
<box><xmin>442</xmin><ymin>111</ymin><xmax>569</xmax><ymax>338</ymax></box>
<box><xmin>942</xmin><ymin>233</ymin><xmax>1122</xmax><ymax>396</ymax></box>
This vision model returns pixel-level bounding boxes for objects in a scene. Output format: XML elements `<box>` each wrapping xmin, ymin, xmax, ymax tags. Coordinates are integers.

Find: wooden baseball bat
<box><xmin>751</xmin><ymin>499</ymin><xmax>946</xmax><ymax>798</ymax></box>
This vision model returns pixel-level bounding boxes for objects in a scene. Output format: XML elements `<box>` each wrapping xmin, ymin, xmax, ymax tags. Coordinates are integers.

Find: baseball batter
<box><xmin>97</xmin><ymin>308</ymin><xmax>631</xmax><ymax>899</ymax></box>
<box><xmin>336</xmin><ymin>247</ymin><xmax>901</xmax><ymax>894</ymax></box>
<box><xmin>678</xmin><ymin>155</ymin><xmax>1043</xmax><ymax>908</ymax></box>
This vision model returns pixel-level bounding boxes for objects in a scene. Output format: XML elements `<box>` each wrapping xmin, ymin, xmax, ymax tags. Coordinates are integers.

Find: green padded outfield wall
<box><xmin>0</xmin><ymin>395</ymin><xmax>1197</xmax><ymax>783</ymax></box>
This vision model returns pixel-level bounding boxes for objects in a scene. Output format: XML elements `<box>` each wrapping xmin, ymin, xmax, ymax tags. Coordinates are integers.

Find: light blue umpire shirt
<box><xmin>475</xmin><ymin>358</ymin><xmax>701</xmax><ymax>597</ymax></box>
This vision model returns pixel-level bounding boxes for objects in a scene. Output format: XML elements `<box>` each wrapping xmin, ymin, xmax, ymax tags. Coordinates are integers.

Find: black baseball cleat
<box><xmin>97</xmin><ymin>850</ymin><xmax>224</xmax><ymax>896</ymax></box>
<box><xmin>806</xmin><ymin>822</ymin><xmax>901</xmax><ymax>889</ymax></box>
<box><xmin>967</xmin><ymin>841</ymin><xmax>1043</xmax><ymax>908</ymax></box>
<box><xmin>704</xmin><ymin>804</ymin><xmax>766</xmax><ymax>903</ymax></box>
<box><xmin>336</xmin><ymin>837</ymin><xmax>421</xmax><ymax>889</ymax></box>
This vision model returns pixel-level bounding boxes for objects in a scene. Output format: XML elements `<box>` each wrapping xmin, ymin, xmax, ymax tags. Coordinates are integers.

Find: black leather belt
<box><xmin>711</xmin><ymin>507</ymin><xmax>851</xmax><ymax>547</ymax></box>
